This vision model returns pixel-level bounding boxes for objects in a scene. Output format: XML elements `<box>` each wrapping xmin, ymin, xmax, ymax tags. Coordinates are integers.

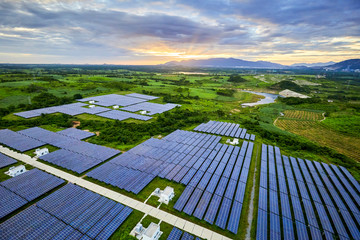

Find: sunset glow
<box><xmin>0</xmin><ymin>0</ymin><xmax>359</xmax><ymax>65</ymax></box>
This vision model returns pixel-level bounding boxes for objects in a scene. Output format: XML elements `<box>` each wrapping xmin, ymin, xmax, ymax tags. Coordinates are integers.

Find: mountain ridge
<box><xmin>162</xmin><ymin>58</ymin><xmax>360</xmax><ymax>71</ymax></box>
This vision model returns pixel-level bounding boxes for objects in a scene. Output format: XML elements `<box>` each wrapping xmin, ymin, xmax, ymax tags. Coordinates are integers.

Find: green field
<box><xmin>1</xmin><ymin>65</ymin><xmax>360</xmax><ymax>240</ymax></box>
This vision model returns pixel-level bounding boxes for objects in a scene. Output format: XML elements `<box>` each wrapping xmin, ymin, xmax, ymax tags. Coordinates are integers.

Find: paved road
<box><xmin>0</xmin><ymin>145</ymin><xmax>232</xmax><ymax>240</ymax></box>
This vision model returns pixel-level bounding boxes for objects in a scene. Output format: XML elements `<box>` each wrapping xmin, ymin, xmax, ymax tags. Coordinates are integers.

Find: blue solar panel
<box><xmin>204</xmin><ymin>194</ymin><xmax>222</xmax><ymax>224</ymax></box>
<box><xmin>258</xmin><ymin>187</ymin><xmax>268</xmax><ymax>211</ymax></box>
<box><xmin>282</xmin><ymin>217</ymin><xmax>295</xmax><ymax>240</ymax></box>
<box><xmin>183</xmin><ymin>188</ymin><xmax>203</xmax><ymax>215</ymax></box>
<box><xmin>0</xmin><ymin>129</ymin><xmax>45</xmax><ymax>152</ymax></box>
<box><xmin>270</xmin><ymin>212</ymin><xmax>281</xmax><ymax>240</ymax></box>
<box><xmin>256</xmin><ymin>209</ymin><xmax>267</xmax><ymax>240</ymax></box>
<box><xmin>193</xmin><ymin>191</ymin><xmax>212</xmax><ymax>220</ymax></box>
<box><xmin>0</xmin><ymin>152</ymin><xmax>17</xmax><ymax>168</ymax></box>
<box><xmin>1</xmin><ymin>168</ymin><xmax>64</xmax><ymax>201</ymax></box>
<box><xmin>174</xmin><ymin>186</ymin><xmax>195</xmax><ymax>211</ymax></box>
<box><xmin>167</xmin><ymin>227</ymin><xmax>183</xmax><ymax>240</ymax></box>
<box><xmin>215</xmin><ymin>197</ymin><xmax>232</xmax><ymax>229</ymax></box>
<box><xmin>296</xmin><ymin>221</ymin><xmax>309</xmax><ymax>240</ymax></box>
<box><xmin>302</xmin><ymin>199</ymin><xmax>319</xmax><ymax>228</ymax></box>
<box><xmin>56</xmin><ymin>128</ymin><xmax>95</xmax><ymax>140</ymax></box>
<box><xmin>227</xmin><ymin>200</ymin><xmax>242</xmax><ymax>234</ymax></box>
<box><xmin>181</xmin><ymin>232</ymin><xmax>195</xmax><ymax>240</ymax></box>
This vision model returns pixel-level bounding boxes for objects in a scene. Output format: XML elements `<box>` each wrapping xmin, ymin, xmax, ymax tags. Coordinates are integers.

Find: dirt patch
<box><xmin>72</xmin><ymin>121</ymin><xmax>80</xmax><ymax>128</ymax></box>
<box><xmin>231</xmin><ymin>108</ymin><xmax>241</xmax><ymax>113</ymax></box>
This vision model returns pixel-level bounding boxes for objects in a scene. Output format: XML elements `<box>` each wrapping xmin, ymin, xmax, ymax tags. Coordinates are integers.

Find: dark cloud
<box><xmin>0</xmin><ymin>0</ymin><xmax>359</xmax><ymax>63</ymax></box>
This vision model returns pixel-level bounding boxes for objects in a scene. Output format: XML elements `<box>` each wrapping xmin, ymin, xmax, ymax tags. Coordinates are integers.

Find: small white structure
<box><xmin>153</xmin><ymin>186</ymin><xmax>175</xmax><ymax>204</ymax></box>
<box><xmin>226</xmin><ymin>138</ymin><xmax>239</xmax><ymax>145</ymax></box>
<box><xmin>5</xmin><ymin>165</ymin><xmax>27</xmax><ymax>177</ymax></box>
<box><xmin>328</xmin><ymin>99</ymin><xmax>334</xmax><ymax>103</ymax></box>
<box><xmin>140</xmin><ymin>110</ymin><xmax>148</xmax><ymax>115</ymax></box>
<box><xmin>89</xmin><ymin>105</ymin><xmax>95</xmax><ymax>108</ymax></box>
<box><xmin>133</xmin><ymin>223</ymin><xmax>162</xmax><ymax>240</ymax></box>
<box><xmin>35</xmin><ymin>148</ymin><xmax>49</xmax><ymax>158</ymax></box>
<box><xmin>89</xmin><ymin>100</ymin><xmax>95</xmax><ymax>104</ymax></box>
<box><xmin>113</xmin><ymin>105</ymin><xmax>119</xmax><ymax>109</ymax></box>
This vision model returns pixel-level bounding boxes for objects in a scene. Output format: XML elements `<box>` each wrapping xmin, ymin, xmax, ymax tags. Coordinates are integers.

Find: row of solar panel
<box><xmin>193</xmin><ymin>120</ymin><xmax>256</xmax><ymax>140</ymax></box>
<box><xmin>14</xmin><ymin>102</ymin><xmax>110</xmax><ymax>118</ymax></box>
<box><xmin>0</xmin><ymin>152</ymin><xmax>17</xmax><ymax>169</ymax></box>
<box><xmin>166</xmin><ymin>227</ymin><xmax>202</xmax><ymax>240</ymax></box>
<box><xmin>77</xmin><ymin>93</ymin><xmax>149</xmax><ymax>107</ymax></box>
<box><xmin>256</xmin><ymin>144</ymin><xmax>360</xmax><ymax>240</ymax></box>
<box><xmin>173</xmin><ymin>141</ymin><xmax>253</xmax><ymax>234</ymax></box>
<box><xmin>0</xmin><ymin>183</ymin><xmax>133</xmax><ymax>240</ymax></box>
<box><xmin>12</xmin><ymin>127</ymin><xmax>120</xmax><ymax>173</ymax></box>
<box><xmin>87</xmin><ymin>129</ymin><xmax>247</xmax><ymax>196</ymax></box>
<box><xmin>86</xmin><ymin>130</ymin><xmax>223</xmax><ymax>193</ymax></box>
<box><xmin>121</xmin><ymin>102</ymin><xmax>180</xmax><ymax>115</ymax></box>
<box><xmin>0</xmin><ymin>168</ymin><xmax>64</xmax><ymax>219</ymax></box>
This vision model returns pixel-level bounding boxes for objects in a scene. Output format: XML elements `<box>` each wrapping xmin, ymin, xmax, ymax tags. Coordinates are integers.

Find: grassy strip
<box><xmin>250</xmin><ymin>142</ymin><xmax>262</xmax><ymax>239</ymax></box>
<box><xmin>237</xmin><ymin>141</ymin><xmax>261</xmax><ymax>239</ymax></box>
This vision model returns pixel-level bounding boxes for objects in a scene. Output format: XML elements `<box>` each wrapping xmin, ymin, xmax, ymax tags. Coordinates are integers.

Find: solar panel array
<box><xmin>166</xmin><ymin>227</ymin><xmax>202</xmax><ymax>240</ymax></box>
<box><xmin>78</xmin><ymin>94</ymin><xmax>148</xmax><ymax>107</ymax></box>
<box><xmin>96</xmin><ymin>110</ymin><xmax>152</xmax><ymax>121</ymax></box>
<box><xmin>0</xmin><ymin>152</ymin><xmax>17</xmax><ymax>168</ymax></box>
<box><xmin>121</xmin><ymin>102</ymin><xmax>180</xmax><ymax>115</ymax></box>
<box><xmin>15</xmin><ymin>93</ymin><xmax>178</xmax><ymax>121</ymax></box>
<box><xmin>14</xmin><ymin>102</ymin><xmax>110</xmax><ymax>119</ymax></box>
<box><xmin>0</xmin><ymin>129</ymin><xmax>45</xmax><ymax>152</ymax></box>
<box><xmin>125</xmin><ymin>93</ymin><xmax>159</xmax><ymax>100</ymax></box>
<box><xmin>88</xmin><ymin>129</ymin><xmax>254</xmax><ymax>233</ymax></box>
<box><xmin>256</xmin><ymin>144</ymin><xmax>360</xmax><ymax>240</ymax></box>
<box><xmin>0</xmin><ymin>168</ymin><xmax>64</xmax><ymax>219</ymax></box>
<box><xmin>0</xmin><ymin>184</ymin><xmax>133</xmax><ymax>240</ymax></box>
<box><xmin>194</xmin><ymin>121</ymin><xmax>256</xmax><ymax>141</ymax></box>
<box><xmin>56</xmin><ymin>128</ymin><xmax>95</xmax><ymax>140</ymax></box>
<box><xmin>17</xmin><ymin>127</ymin><xmax>120</xmax><ymax>173</ymax></box>
<box><xmin>87</xmin><ymin>130</ymin><xmax>222</xmax><ymax>194</ymax></box>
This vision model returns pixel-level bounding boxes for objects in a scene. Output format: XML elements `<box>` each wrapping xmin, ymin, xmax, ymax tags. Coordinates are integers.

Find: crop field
<box><xmin>282</xmin><ymin>110</ymin><xmax>324</xmax><ymax>121</ymax></box>
<box><xmin>275</xmin><ymin>119</ymin><xmax>360</xmax><ymax>162</ymax></box>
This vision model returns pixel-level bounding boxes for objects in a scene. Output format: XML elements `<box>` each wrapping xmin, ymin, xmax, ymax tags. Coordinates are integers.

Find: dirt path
<box><xmin>320</xmin><ymin>112</ymin><xmax>326</xmax><ymax>122</ymax></box>
<box><xmin>245</xmin><ymin>144</ymin><xmax>259</xmax><ymax>239</ymax></box>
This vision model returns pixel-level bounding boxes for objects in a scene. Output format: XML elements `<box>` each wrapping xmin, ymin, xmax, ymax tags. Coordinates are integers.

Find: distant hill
<box><xmin>291</xmin><ymin>61</ymin><xmax>335</xmax><ymax>67</ymax></box>
<box><xmin>323</xmin><ymin>59</ymin><xmax>360</xmax><ymax>71</ymax></box>
<box><xmin>163</xmin><ymin>58</ymin><xmax>287</xmax><ymax>69</ymax></box>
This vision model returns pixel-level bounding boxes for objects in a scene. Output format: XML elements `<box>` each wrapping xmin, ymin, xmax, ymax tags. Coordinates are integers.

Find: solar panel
<box><xmin>0</xmin><ymin>129</ymin><xmax>45</xmax><ymax>152</ymax></box>
<box><xmin>256</xmin><ymin>209</ymin><xmax>267</xmax><ymax>240</ymax></box>
<box><xmin>167</xmin><ymin>227</ymin><xmax>183</xmax><ymax>240</ymax></box>
<box><xmin>125</xmin><ymin>93</ymin><xmax>159</xmax><ymax>100</ymax></box>
<box><xmin>0</xmin><ymin>153</ymin><xmax>17</xmax><ymax>168</ymax></box>
<box><xmin>1</xmin><ymin>168</ymin><xmax>64</xmax><ymax>201</ymax></box>
<box><xmin>204</xmin><ymin>194</ymin><xmax>222</xmax><ymax>224</ymax></box>
<box><xmin>56</xmin><ymin>128</ymin><xmax>95</xmax><ymax>140</ymax></box>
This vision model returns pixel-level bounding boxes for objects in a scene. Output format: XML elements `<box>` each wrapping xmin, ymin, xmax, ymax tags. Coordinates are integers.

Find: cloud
<box><xmin>0</xmin><ymin>0</ymin><xmax>359</xmax><ymax>64</ymax></box>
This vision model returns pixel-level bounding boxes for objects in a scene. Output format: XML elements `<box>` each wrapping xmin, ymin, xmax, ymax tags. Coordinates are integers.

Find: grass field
<box><xmin>275</xmin><ymin>119</ymin><xmax>360</xmax><ymax>162</ymax></box>
<box><xmin>282</xmin><ymin>110</ymin><xmax>324</xmax><ymax>121</ymax></box>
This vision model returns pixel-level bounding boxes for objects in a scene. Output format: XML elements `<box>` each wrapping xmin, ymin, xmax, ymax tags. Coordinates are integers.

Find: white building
<box><xmin>89</xmin><ymin>105</ymin><xmax>95</xmax><ymax>108</ymax></box>
<box><xmin>35</xmin><ymin>148</ymin><xmax>49</xmax><ymax>158</ymax></box>
<box><xmin>113</xmin><ymin>105</ymin><xmax>120</xmax><ymax>109</ymax></box>
<box><xmin>140</xmin><ymin>110</ymin><xmax>148</xmax><ymax>115</ymax></box>
<box><xmin>5</xmin><ymin>165</ymin><xmax>27</xmax><ymax>177</ymax></box>
<box><xmin>154</xmin><ymin>186</ymin><xmax>175</xmax><ymax>204</ymax></box>
<box><xmin>133</xmin><ymin>223</ymin><xmax>162</xmax><ymax>240</ymax></box>
<box><xmin>89</xmin><ymin>100</ymin><xmax>95</xmax><ymax>104</ymax></box>
<box><xmin>226</xmin><ymin>138</ymin><xmax>239</xmax><ymax>145</ymax></box>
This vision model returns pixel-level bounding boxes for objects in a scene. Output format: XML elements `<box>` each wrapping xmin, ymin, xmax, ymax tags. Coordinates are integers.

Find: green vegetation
<box><xmin>1</xmin><ymin>65</ymin><xmax>360</xmax><ymax>239</ymax></box>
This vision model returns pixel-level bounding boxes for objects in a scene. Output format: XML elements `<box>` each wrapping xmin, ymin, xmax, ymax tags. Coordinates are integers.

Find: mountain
<box><xmin>323</xmin><ymin>59</ymin><xmax>360</xmax><ymax>71</ymax></box>
<box><xmin>163</xmin><ymin>58</ymin><xmax>286</xmax><ymax>69</ymax></box>
<box><xmin>291</xmin><ymin>61</ymin><xmax>335</xmax><ymax>67</ymax></box>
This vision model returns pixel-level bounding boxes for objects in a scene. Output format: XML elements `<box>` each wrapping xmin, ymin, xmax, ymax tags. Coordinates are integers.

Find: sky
<box><xmin>0</xmin><ymin>0</ymin><xmax>359</xmax><ymax>65</ymax></box>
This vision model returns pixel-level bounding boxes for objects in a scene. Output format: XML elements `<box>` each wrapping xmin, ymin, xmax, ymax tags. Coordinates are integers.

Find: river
<box><xmin>241</xmin><ymin>90</ymin><xmax>279</xmax><ymax>107</ymax></box>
